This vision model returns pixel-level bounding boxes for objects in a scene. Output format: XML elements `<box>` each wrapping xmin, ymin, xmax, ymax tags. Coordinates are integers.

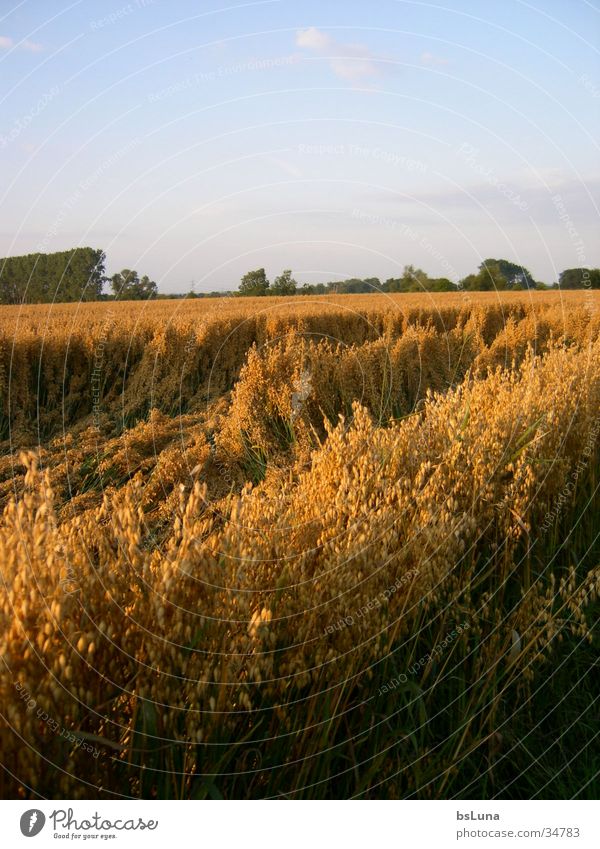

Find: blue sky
<box><xmin>1</xmin><ymin>0</ymin><xmax>599</xmax><ymax>291</ymax></box>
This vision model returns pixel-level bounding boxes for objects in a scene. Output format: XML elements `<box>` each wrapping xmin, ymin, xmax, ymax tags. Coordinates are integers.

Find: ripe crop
<box><xmin>0</xmin><ymin>291</ymin><xmax>599</xmax><ymax>798</ymax></box>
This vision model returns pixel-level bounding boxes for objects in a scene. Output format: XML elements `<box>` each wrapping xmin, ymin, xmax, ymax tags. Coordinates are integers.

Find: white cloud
<box><xmin>421</xmin><ymin>51</ymin><xmax>448</xmax><ymax>66</ymax></box>
<box><xmin>330</xmin><ymin>53</ymin><xmax>379</xmax><ymax>83</ymax></box>
<box><xmin>22</xmin><ymin>40</ymin><xmax>43</xmax><ymax>53</ymax></box>
<box><xmin>0</xmin><ymin>35</ymin><xmax>43</xmax><ymax>52</ymax></box>
<box><xmin>296</xmin><ymin>27</ymin><xmax>332</xmax><ymax>51</ymax></box>
<box><xmin>295</xmin><ymin>26</ymin><xmax>383</xmax><ymax>85</ymax></box>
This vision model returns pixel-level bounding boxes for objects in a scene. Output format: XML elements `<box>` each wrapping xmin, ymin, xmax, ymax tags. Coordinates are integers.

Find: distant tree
<box><xmin>384</xmin><ymin>277</ymin><xmax>402</xmax><ymax>293</ymax></box>
<box><xmin>461</xmin><ymin>259</ymin><xmax>537</xmax><ymax>291</ymax></box>
<box><xmin>0</xmin><ymin>247</ymin><xmax>106</xmax><ymax>304</ymax></box>
<box><xmin>320</xmin><ymin>277</ymin><xmax>383</xmax><ymax>294</ymax></box>
<box><xmin>559</xmin><ymin>268</ymin><xmax>600</xmax><ymax>289</ymax></box>
<box><xmin>270</xmin><ymin>269</ymin><xmax>297</xmax><ymax>296</ymax></box>
<box><xmin>403</xmin><ymin>265</ymin><xmax>428</xmax><ymax>289</ymax></box>
<box><xmin>460</xmin><ymin>273</ymin><xmax>480</xmax><ymax>291</ymax></box>
<box><xmin>111</xmin><ymin>269</ymin><xmax>158</xmax><ymax>300</ymax></box>
<box><xmin>335</xmin><ymin>278</ymin><xmax>363</xmax><ymax>294</ymax></box>
<box><xmin>364</xmin><ymin>277</ymin><xmax>383</xmax><ymax>291</ymax></box>
<box><xmin>477</xmin><ymin>260</ymin><xmax>508</xmax><ymax>290</ymax></box>
<box><xmin>384</xmin><ymin>265</ymin><xmax>429</xmax><ymax>293</ymax></box>
<box><xmin>492</xmin><ymin>259</ymin><xmax>535</xmax><ymax>288</ymax></box>
<box><xmin>427</xmin><ymin>277</ymin><xmax>455</xmax><ymax>292</ymax></box>
<box><xmin>238</xmin><ymin>268</ymin><xmax>269</xmax><ymax>296</ymax></box>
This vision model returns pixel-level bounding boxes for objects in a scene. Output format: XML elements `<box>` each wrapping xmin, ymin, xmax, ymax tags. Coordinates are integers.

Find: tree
<box><xmin>559</xmin><ymin>268</ymin><xmax>600</xmax><ymax>289</ymax></box>
<box><xmin>64</xmin><ymin>248</ymin><xmax>106</xmax><ymax>300</ymax></box>
<box><xmin>0</xmin><ymin>247</ymin><xmax>106</xmax><ymax>304</ymax></box>
<box><xmin>270</xmin><ymin>269</ymin><xmax>297</xmax><ymax>296</ymax></box>
<box><xmin>460</xmin><ymin>273</ymin><xmax>480</xmax><ymax>291</ymax></box>
<box><xmin>495</xmin><ymin>259</ymin><xmax>536</xmax><ymax>289</ymax></box>
<box><xmin>477</xmin><ymin>260</ymin><xmax>508</xmax><ymax>290</ymax></box>
<box><xmin>427</xmin><ymin>277</ymin><xmax>455</xmax><ymax>292</ymax></box>
<box><xmin>459</xmin><ymin>259</ymin><xmax>537</xmax><ymax>291</ymax></box>
<box><xmin>238</xmin><ymin>268</ymin><xmax>269</xmax><ymax>296</ymax></box>
<box><xmin>478</xmin><ymin>259</ymin><xmax>536</xmax><ymax>290</ymax></box>
<box><xmin>110</xmin><ymin>269</ymin><xmax>158</xmax><ymax>300</ymax></box>
<box><xmin>384</xmin><ymin>265</ymin><xmax>429</xmax><ymax>293</ymax></box>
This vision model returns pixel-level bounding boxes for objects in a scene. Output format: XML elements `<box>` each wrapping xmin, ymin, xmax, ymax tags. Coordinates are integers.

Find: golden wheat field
<box><xmin>1</xmin><ymin>291</ymin><xmax>599</xmax><ymax>799</ymax></box>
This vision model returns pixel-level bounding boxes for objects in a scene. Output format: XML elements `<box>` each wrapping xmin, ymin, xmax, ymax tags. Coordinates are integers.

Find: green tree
<box><xmin>238</xmin><ymin>268</ymin><xmax>269</xmax><ymax>296</ymax></box>
<box><xmin>111</xmin><ymin>269</ymin><xmax>158</xmax><ymax>300</ymax></box>
<box><xmin>459</xmin><ymin>259</ymin><xmax>536</xmax><ymax>291</ymax></box>
<box><xmin>270</xmin><ymin>269</ymin><xmax>297</xmax><ymax>296</ymax></box>
<box><xmin>559</xmin><ymin>268</ymin><xmax>600</xmax><ymax>289</ymax></box>
<box><xmin>0</xmin><ymin>247</ymin><xmax>106</xmax><ymax>304</ymax></box>
<box><xmin>384</xmin><ymin>265</ymin><xmax>429</xmax><ymax>293</ymax></box>
<box><xmin>460</xmin><ymin>273</ymin><xmax>480</xmax><ymax>291</ymax></box>
<box><xmin>478</xmin><ymin>260</ymin><xmax>508</xmax><ymax>290</ymax></box>
<box><xmin>427</xmin><ymin>277</ymin><xmax>455</xmax><ymax>292</ymax></box>
<box><xmin>494</xmin><ymin>259</ymin><xmax>536</xmax><ymax>289</ymax></box>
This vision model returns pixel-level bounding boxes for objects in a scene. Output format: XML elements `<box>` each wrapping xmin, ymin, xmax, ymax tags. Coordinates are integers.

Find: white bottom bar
<box><xmin>1</xmin><ymin>800</ymin><xmax>598</xmax><ymax>848</ymax></box>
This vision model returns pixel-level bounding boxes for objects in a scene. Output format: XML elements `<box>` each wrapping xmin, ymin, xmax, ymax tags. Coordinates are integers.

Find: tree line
<box><xmin>237</xmin><ymin>260</ymin><xmax>600</xmax><ymax>296</ymax></box>
<box><xmin>0</xmin><ymin>248</ymin><xmax>157</xmax><ymax>304</ymax></box>
<box><xmin>1</xmin><ymin>248</ymin><xmax>599</xmax><ymax>303</ymax></box>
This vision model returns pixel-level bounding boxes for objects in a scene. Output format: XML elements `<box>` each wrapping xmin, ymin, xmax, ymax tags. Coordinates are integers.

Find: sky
<box><xmin>1</xmin><ymin>0</ymin><xmax>599</xmax><ymax>291</ymax></box>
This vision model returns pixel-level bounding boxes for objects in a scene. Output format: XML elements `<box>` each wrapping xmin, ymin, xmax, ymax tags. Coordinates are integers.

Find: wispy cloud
<box><xmin>296</xmin><ymin>27</ymin><xmax>331</xmax><ymax>52</ymax></box>
<box><xmin>370</xmin><ymin>173</ymin><xmax>600</xmax><ymax>223</ymax></box>
<box><xmin>421</xmin><ymin>50</ymin><xmax>448</xmax><ymax>66</ymax></box>
<box><xmin>22</xmin><ymin>39</ymin><xmax>43</xmax><ymax>53</ymax></box>
<box><xmin>0</xmin><ymin>35</ymin><xmax>43</xmax><ymax>52</ymax></box>
<box><xmin>295</xmin><ymin>27</ymin><xmax>385</xmax><ymax>85</ymax></box>
<box><xmin>420</xmin><ymin>51</ymin><xmax>448</xmax><ymax>66</ymax></box>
